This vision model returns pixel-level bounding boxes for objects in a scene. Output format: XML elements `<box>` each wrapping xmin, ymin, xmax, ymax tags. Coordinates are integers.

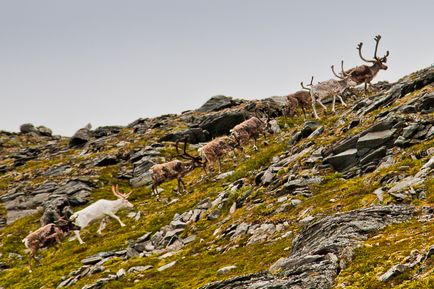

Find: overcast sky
<box><xmin>1</xmin><ymin>1</ymin><xmax>433</xmax><ymax>136</ymax></box>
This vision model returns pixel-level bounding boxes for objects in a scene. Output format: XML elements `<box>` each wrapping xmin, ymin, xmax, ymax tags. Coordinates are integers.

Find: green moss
<box><xmin>334</xmin><ymin>219</ymin><xmax>434</xmax><ymax>289</ymax></box>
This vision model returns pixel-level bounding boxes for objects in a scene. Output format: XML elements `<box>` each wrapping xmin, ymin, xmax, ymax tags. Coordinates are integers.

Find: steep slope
<box><xmin>0</xmin><ymin>66</ymin><xmax>433</xmax><ymax>289</ymax></box>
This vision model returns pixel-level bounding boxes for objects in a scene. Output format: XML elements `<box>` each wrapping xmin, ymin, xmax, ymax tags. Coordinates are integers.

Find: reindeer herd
<box><xmin>289</xmin><ymin>35</ymin><xmax>389</xmax><ymax>119</ymax></box>
<box><xmin>21</xmin><ymin>35</ymin><xmax>389</xmax><ymax>273</ymax></box>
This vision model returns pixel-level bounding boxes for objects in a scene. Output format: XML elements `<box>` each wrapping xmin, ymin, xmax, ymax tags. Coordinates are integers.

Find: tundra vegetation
<box><xmin>0</xmin><ymin>36</ymin><xmax>433</xmax><ymax>289</ymax></box>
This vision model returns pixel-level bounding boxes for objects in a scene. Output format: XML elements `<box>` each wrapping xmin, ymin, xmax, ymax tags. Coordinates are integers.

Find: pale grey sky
<box><xmin>1</xmin><ymin>0</ymin><xmax>433</xmax><ymax>136</ymax></box>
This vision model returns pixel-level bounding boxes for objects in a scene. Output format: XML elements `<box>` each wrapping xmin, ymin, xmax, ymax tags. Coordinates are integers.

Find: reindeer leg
<box><xmin>74</xmin><ymin>230</ymin><xmax>85</xmax><ymax>244</ymax></box>
<box><xmin>311</xmin><ymin>101</ymin><xmax>320</xmax><ymax>119</ymax></box>
<box><xmin>51</xmin><ymin>234</ymin><xmax>62</xmax><ymax>256</ymax></box>
<box><xmin>301</xmin><ymin>105</ymin><xmax>307</xmax><ymax>120</ymax></box>
<box><xmin>253</xmin><ymin>137</ymin><xmax>258</xmax><ymax>151</ymax></box>
<box><xmin>28</xmin><ymin>249</ymin><xmax>36</xmax><ymax>273</ymax></box>
<box><xmin>318</xmin><ymin>99</ymin><xmax>327</xmax><ymax>111</ymax></box>
<box><xmin>217</xmin><ymin>158</ymin><xmax>222</xmax><ymax>173</ymax></box>
<box><xmin>332</xmin><ymin>95</ymin><xmax>336</xmax><ymax>112</ymax></box>
<box><xmin>179</xmin><ymin>178</ymin><xmax>187</xmax><ymax>193</ymax></box>
<box><xmin>337</xmin><ymin>94</ymin><xmax>347</xmax><ymax>107</ymax></box>
<box><xmin>97</xmin><ymin>217</ymin><xmax>108</xmax><ymax>235</ymax></box>
<box><xmin>177</xmin><ymin>177</ymin><xmax>187</xmax><ymax>194</ymax></box>
<box><xmin>106</xmin><ymin>212</ymin><xmax>126</xmax><ymax>227</ymax></box>
<box><xmin>232</xmin><ymin>150</ymin><xmax>238</xmax><ymax>166</ymax></box>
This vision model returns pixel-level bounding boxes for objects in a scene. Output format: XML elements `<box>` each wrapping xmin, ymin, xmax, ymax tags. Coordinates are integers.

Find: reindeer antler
<box><xmin>112</xmin><ymin>185</ymin><xmax>132</xmax><ymax>199</ymax></box>
<box><xmin>331</xmin><ymin>64</ymin><xmax>343</xmax><ymax>79</ymax></box>
<box><xmin>373</xmin><ymin>35</ymin><xmax>382</xmax><ymax>59</ymax></box>
<box><xmin>301</xmin><ymin>76</ymin><xmax>314</xmax><ymax>90</ymax></box>
<box><xmin>176</xmin><ymin>138</ymin><xmax>203</xmax><ymax>164</ymax></box>
<box><xmin>357</xmin><ymin>42</ymin><xmax>375</xmax><ymax>63</ymax></box>
<box><xmin>380</xmin><ymin>50</ymin><xmax>390</xmax><ymax>62</ymax></box>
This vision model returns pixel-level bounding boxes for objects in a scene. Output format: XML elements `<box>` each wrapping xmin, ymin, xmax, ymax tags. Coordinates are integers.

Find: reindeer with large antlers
<box><xmin>346</xmin><ymin>35</ymin><xmax>389</xmax><ymax>91</ymax></box>
<box><xmin>69</xmin><ymin>185</ymin><xmax>133</xmax><ymax>244</ymax></box>
<box><xmin>149</xmin><ymin>139</ymin><xmax>203</xmax><ymax>197</ymax></box>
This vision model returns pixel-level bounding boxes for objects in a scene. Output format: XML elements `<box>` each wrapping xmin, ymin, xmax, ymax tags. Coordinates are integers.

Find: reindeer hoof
<box><xmin>121</xmin><ymin>223</ymin><xmax>126</xmax><ymax>227</ymax></box>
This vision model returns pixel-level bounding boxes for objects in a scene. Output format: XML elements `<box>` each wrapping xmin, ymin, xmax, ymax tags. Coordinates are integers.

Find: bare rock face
<box><xmin>19</xmin><ymin>123</ymin><xmax>37</xmax><ymax>134</ymax></box>
<box><xmin>69</xmin><ymin>126</ymin><xmax>93</xmax><ymax>148</ymax></box>
<box><xmin>197</xmin><ymin>95</ymin><xmax>238</xmax><ymax>112</ymax></box>
<box><xmin>200</xmin><ymin>205</ymin><xmax>414</xmax><ymax>289</ymax></box>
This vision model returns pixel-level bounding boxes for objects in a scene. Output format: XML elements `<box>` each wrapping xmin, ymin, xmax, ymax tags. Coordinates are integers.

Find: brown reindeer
<box><xmin>22</xmin><ymin>218</ymin><xmax>80</xmax><ymax>272</ymax></box>
<box><xmin>198</xmin><ymin>136</ymin><xmax>240</xmax><ymax>174</ymax></box>
<box><xmin>285</xmin><ymin>90</ymin><xmax>312</xmax><ymax>118</ymax></box>
<box><xmin>230</xmin><ymin>115</ymin><xmax>272</xmax><ymax>151</ymax></box>
<box><xmin>346</xmin><ymin>35</ymin><xmax>389</xmax><ymax>91</ymax></box>
<box><xmin>149</xmin><ymin>139</ymin><xmax>203</xmax><ymax>196</ymax></box>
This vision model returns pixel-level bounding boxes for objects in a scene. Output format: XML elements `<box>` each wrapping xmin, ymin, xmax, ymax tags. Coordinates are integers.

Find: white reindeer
<box><xmin>70</xmin><ymin>185</ymin><xmax>133</xmax><ymax>244</ymax></box>
<box><xmin>301</xmin><ymin>67</ymin><xmax>357</xmax><ymax>119</ymax></box>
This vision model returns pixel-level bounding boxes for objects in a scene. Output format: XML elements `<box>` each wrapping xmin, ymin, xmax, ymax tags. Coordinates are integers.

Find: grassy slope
<box><xmin>0</xmin><ymin>83</ymin><xmax>433</xmax><ymax>289</ymax></box>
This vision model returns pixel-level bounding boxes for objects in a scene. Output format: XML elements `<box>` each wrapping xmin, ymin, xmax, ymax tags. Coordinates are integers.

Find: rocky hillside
<box><xmin>0</xmin><ymin>66</ymin><xmax>433</xmax><ymax>289</ymax></box>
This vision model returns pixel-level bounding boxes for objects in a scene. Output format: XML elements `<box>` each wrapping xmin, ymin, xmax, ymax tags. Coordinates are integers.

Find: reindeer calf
<box><xmin>22</xmin><ymin>218</ymin><xmax>79</xmax><ymax>272</ymax></box>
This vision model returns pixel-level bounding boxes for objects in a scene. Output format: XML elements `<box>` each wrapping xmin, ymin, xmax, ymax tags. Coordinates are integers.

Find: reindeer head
<box><xmin>357</xmin><ymin>35</ymin><xmax>389</xmax><ymax>70</ymax></box>
<box><xmin>112</xmin><ymin>185</ymin><xmax>134</xmax><ymax>209</ymax></box>
<box><xmin>254</xmin><ymin>108</ymin><xmax>274</xmax><ymax>134</ymax></box>
<box><xmin>54</xmin><ymin>217</ymin><xmax>81</xmax><ymax>231</ymax></box>
<box><xmin>175</xmin><ymin>138</ymin><xmax>204</xmax><ymax>170</ymax></box>
<box><xmin>300</xmin><ymin>76</ymin><xmax>314</xmax><ymax>91</ymax></box>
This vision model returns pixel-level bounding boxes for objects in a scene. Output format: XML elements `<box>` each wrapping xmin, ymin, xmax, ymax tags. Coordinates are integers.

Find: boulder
<box><xmin>197</xmin><ymin>95</ymin><xmax>237</xmax><ymax>112</ymax></box>
<box><xmin>324</xmin><ymin>148</ymin><xmax>358</xmax><ymax>171</ymax></box>
<box><xmin>37</xmin><ymin>125</ymin><xmax>53</xmax><ymax>136</ymax></box>
<box><xmin>69</xmin><ymin>126</ymin><xmax>93</xmax><ymax>148</ymax></box>
<box><xmin>197</xmin><ymin>111</ymin><xmax>247</xmax><ymax>138</ymax></box>
<box><xmin>357</xmin><ymin>129</ymin><xmax>396</xmax><ymax>150</ymax></box>
<box><xmin>159</xmin><ymin>128</ymin><xmax>210</xmax><ymax>144</ymax></box>
<box><xmin>19</xmin><ymin>123</ymin><xmax>37</xmax><ymax>134</ymax></box>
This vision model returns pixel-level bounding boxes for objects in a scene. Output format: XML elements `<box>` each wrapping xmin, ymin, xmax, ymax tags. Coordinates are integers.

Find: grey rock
<box><xmin>37</xmin><ymin>125</ymin><xmax>53</xmax><ymax>136</ymax></box>
<box><xmin>357</xmin><ymin>129</ymin><xmax>396</xmax><ymax>150</ymax></box>
<box><xmin>261</xmin><ymin>169</ymin><xmax>275</xmax><ymax>185</ymax></box>
<box><xmin>182</xmin><ymin>235</ymin><xmax>196</xmax><ymax>244</ymax></box>
<box><xmin>359</xmin><ymin>146</ymin><xmax>387</xmax><ymax>165</ymax></box>
<box><xmin>69</xmin><ymin>127</ymin><xmax>93</xmax><ymax>148</ymax></box>
<box><xmin>159</xmin><ymin>127</ymin><xmax>210</xmax><ymax>144</ymax></box>
<box><xmin>197</xmin><ymin>95</ymin><xmax>237</xmax><ymax>112</ymax></box>
<box><xmin>217</xmin><ymin>265</ymin><xmax>237</xmax><ymax>276</ymax></box>
<box><xmin>157</xmin><ymin>260</ymin><xmax>177</xmax><ymax>271</ymax></box>
<box><xmin>81</xmin><ymin>256</ymin><xmax>103</xmax><ymax>265</ymax></box>
<box><xmin>197</xmin><ymin>110</ymin><xmax>247</xmax><ymax>138</ymax></box>
<box><xmin>94</xmin><ymin>155</ymin><xmax>119</xmax><ymax>167</ymax></box>
<box><xmin>20</xmin><ymin>123</ymin><xmax>37</xmax><ymax>134</ymax></box>
<box><xmin>116</xmin><ymin>268</ymin><xmax>126</xmax><ymax>278</ymax></box>
<box><xmin>136</xmin><ymin>232</ymin><xmax>152</xmax><ymax>243</ymax></box>
<box><xmin>93</xmin><ymin>126</ymin><xmax>123</xmax><ymax>138</ymax></box>
<box><xmin>127</xmin><ymin>265</ymin><xmax>153</xmax><ymax>274</ymax></box>
<box><xmin>324</xmin><ymin>148</ymin><xmax>358</xmax><ymax>171</ymax></box>
<box><xmin>200</xmin><ymin>205</ymin><xmax>414</xmax><ymax>289</ymax></box>
<box><xmin>378</xmin><ymin>264</ymin><xmax>408</xmax><ymax>281</ymax></box>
